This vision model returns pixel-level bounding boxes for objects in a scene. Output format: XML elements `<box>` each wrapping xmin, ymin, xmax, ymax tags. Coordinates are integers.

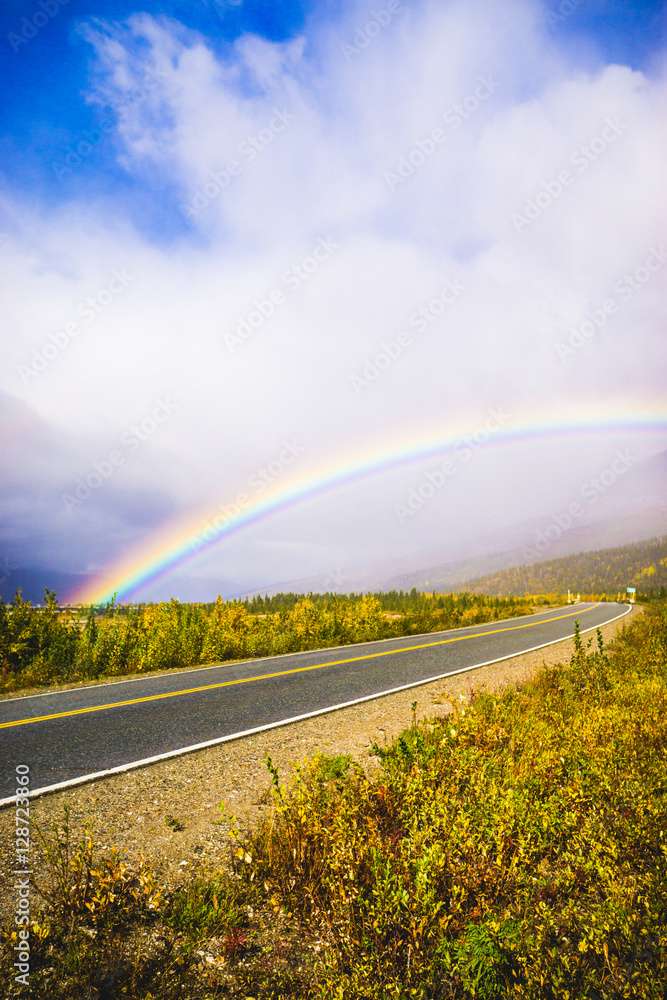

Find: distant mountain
<box><xmin>383</xmin><ymin>448</ymin><xmax>667</xmax><ymax>592</ymax></box>
<box><xmin>463</xmin><ymin>535</ymin><xmax>667</xmax><ymax>596</ymax></box>
<box><xmin>4</xmin><ymin>448</ymin><xmax>666</xmax><ymax>603</ymax></box>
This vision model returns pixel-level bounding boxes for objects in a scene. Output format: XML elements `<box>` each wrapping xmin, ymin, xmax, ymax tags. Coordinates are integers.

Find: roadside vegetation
<box><xmin>2</xmin><ymin>601</ymin><xmax>665</xmax><ymax>998</ymax></box>
<box><xmin>0</xmin><ymin>590</ymin><xmax>534</xmax><ymax>694</ymax></box>
<box><xmin>466</xmin><ymin>534</ymin><xmax>667</xmax><ymax>597</ymax></box>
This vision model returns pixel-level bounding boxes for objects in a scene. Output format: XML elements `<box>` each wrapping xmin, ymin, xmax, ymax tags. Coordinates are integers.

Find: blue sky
<box><xmin>1</xmin><ymin>0</ymin><xmax>666</xmax><ymax>598</ymax></box>
<box><xmin>1</xmin><ymin>0</ymin><xmax>313</xmax><ymax>237</ymax></box>
<box><xmin>1</xmin><ymin>0</ymin><xmax>665</xmax><ymax>241</ymax></box>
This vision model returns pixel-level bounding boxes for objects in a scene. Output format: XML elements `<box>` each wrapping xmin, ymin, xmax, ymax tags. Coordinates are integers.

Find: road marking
<box><xmin>0</xmin><ymin>602</ymin><xmax>575</xmax><ymax>705</ymax></box>
<box><xmin>0</xmin><ymin>605</ymin><xmax>599</xmax><ymax>731</ymax></box>
<box><xmin>0</xmin><ymin>603</ymin><xmax>633</xmax><ymax>807</ymax></box>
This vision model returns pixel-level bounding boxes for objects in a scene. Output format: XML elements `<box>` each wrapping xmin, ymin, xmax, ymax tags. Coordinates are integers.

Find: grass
<box><xmin>1</xmin><ymin>603</ymin><xmax>665</xmax><ymax>997</ymax></box>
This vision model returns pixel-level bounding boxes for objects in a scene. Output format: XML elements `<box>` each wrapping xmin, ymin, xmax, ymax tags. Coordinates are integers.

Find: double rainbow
<box><xmin>70</xmin><ymin>402</ymin><xmax>667</xmax><ymax>605</ymax></box>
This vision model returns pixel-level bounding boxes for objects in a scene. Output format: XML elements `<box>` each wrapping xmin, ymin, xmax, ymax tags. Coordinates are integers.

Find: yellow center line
<box><xmin>0</xmin><ymin>606</ymin><xmax>598</xmax><ymax>730</ymax></box>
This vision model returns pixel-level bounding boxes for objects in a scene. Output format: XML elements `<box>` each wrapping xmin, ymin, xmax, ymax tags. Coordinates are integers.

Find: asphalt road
<box><xmin>0</xmin><ymin>602</ymin><xmax>630</xmax><ymax>803</ymax></box>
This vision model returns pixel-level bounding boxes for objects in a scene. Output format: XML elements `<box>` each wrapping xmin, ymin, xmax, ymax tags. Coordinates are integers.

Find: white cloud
<box><xmin>1</xmin><ymin>0</ymin><xmax>666</xmax><ymax>592</ymax></box>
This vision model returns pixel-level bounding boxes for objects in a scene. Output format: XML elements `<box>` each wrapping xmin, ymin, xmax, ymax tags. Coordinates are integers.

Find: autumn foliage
<box><xmin>0</xmin><ymin>589</ymin><xmax>532</xmax><ymax>693</ymax></box>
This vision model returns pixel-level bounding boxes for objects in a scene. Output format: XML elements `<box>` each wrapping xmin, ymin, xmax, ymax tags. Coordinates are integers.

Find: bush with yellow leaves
<box><xmin>3</xmin><ymin>605</ymin><xmax>664</xmax><ymax>998</ymax></box>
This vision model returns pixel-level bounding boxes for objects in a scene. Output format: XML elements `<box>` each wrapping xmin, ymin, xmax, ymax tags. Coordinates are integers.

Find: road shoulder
<box><xmin>0</xmin><ymin>605</ymin><xmax>639</xmax><ymax>913</ymax></box>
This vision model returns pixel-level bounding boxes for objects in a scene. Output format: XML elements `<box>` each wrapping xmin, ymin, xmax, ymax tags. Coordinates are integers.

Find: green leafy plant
<box><xmin>3</xmin><ymin>603</ymin><xmax>665</xmax><ymax>998</ymax></box>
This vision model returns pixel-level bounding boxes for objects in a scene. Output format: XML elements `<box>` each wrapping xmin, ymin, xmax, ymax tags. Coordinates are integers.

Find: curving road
<box><xmin>0</xmin><ymin>601</ymin><xmax>631</xmax><ymax>804</ymax></box>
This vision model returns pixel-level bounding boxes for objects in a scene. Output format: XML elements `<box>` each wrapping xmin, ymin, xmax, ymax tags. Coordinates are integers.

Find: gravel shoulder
<box><xmin>0</xmin><ymin>605</ymin><xmax>638</xmax><ymax>915</ymax></box>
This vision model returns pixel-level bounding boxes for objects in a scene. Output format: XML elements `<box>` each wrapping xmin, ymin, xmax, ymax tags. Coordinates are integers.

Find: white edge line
<box><xmin>0</xmin><ymin>603</ymin><xmax>633</xmax><ymax>808</ymax></box>
<box><xmin>0</xmin><ymin>602</ymin><xmax>579</xmax><ymax>705</ymax></box>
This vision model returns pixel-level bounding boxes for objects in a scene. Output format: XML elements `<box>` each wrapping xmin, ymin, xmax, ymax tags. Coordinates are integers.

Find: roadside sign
<box><xmin>626</xmin><ymin>587</ymin><xmax>636</xmax><ymax>594</ymax></box>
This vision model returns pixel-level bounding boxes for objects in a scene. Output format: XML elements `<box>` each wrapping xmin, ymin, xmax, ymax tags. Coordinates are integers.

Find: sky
<box><xmin>1</xmin><ymin>0</ymin><xmax>666</xmax><ymax>601</ymax></box>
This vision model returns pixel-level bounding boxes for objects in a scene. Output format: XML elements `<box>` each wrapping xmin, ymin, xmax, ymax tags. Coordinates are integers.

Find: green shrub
<box><xmin>0</xmin><ymin>590</ymin><xmax>533</xmax><ymax>693</ymax></box>
<box><xmin>3</xmin><ymin>604</ymin><xmax>664</xmax><ymax>998</ymax></box>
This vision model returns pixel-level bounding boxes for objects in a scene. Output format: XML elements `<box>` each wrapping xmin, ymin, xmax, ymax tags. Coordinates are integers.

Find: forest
<box><xmin>0</xmin><ymin>589</ymin><xmax>535</xmax><ymax>694</ymax></box>
<box><xmin>466</xmin><ymin>535</ymin><xmax>667</xmax><ymax>597</ymax></box>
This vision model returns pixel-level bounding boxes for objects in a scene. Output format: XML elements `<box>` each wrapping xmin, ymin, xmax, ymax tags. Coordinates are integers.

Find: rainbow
<box><xmin>70</xmin><ymin>402</ymin><xmax>667</xmax><ymax>605</ymax></box>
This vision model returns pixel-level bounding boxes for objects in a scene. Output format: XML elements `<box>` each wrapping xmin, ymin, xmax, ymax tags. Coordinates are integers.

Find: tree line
<box><xmin>466</xmin><ymin>535</ymin><xmax>667</xmax><ymax>597</ymax></box>
<box><xmin>0</xmin><ymin>589</ymin><xmax>533</xmax><ymax>693</ymax></box>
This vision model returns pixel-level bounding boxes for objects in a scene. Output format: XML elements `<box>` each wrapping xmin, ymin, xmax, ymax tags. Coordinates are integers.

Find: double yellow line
<box><xmin>0</xmin><ymin>606</ymin><xmax>596</xmax><ymax>731</ymax></box>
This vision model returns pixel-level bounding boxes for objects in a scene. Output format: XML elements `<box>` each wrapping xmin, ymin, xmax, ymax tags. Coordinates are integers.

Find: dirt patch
<box><xmin>0</xmin><ymin>606</ymin><xmax>637</xmax><ymax>914</ymax></box>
